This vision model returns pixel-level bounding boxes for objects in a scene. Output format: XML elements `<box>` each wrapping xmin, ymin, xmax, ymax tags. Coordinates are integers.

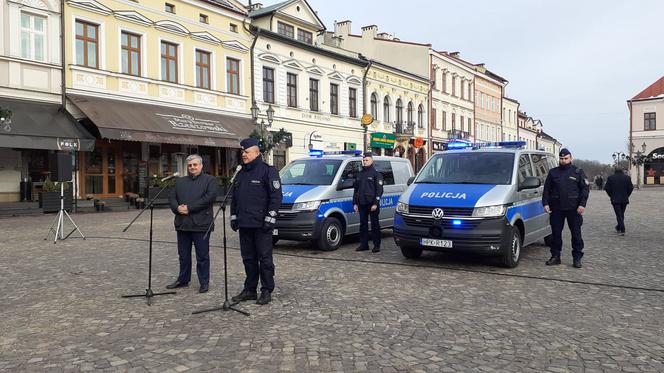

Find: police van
<box><xmin>275</xmin><ymin>150</ymin><xmax>414</xmax><ymax>251</ymax></box>
<box><xmin>393</xmin><ymin>141</ymin><xmax>558</xmax><ymax>267</ymax></box>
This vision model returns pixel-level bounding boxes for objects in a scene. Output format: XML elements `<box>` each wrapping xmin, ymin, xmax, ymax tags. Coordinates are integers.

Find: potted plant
<box><xmin>41</xmin><ymin>179</ymin><xmax>73</xmax><ymax>213</ymax></box>
<box><xmin>145</xmin><ymin>175</ymin><xmax>176</xmax><ymax>205</ymax></box>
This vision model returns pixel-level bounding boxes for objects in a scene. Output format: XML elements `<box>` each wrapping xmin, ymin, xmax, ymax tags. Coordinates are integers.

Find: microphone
<box><xmin>160</xmin><ymin>172</ymin><xmax>180</xmax><ymax>182</ymax></box>
<box><xmin>229</xmin><ymin>165</ymin><xmax>242</xmax><ymax>184</ymax></box>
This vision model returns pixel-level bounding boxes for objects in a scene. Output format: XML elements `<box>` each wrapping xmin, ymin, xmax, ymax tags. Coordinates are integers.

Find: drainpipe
<box><xmin>60</xmin><ymin>0</ymin><xmax>66</xmax><ymax>109</ymax></box>
<box><xmin>361</xmin><ymin>59</ymin><xmax>373</xmax><ymax>152</ymax></box>
<box><xmin>428</xmin><ymin>53</ymin><xmax>433</xmax><ymax>156</ymax></box>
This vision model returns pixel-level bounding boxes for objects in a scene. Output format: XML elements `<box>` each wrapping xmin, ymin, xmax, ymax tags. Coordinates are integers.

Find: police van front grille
<box><xmin>402</xmin><ymin>216</ymin><xmax>480</xmax><ymax>230</ymax></box>
<box><xmin>277</xmin><ymin>212</ymin><xmax>297</xmax><ymax>221</ymax></box>
<box><xmin>279</xmin><ymin>203</ymin><xmax>294</xmax><ymax>211</ymax></box>
<box><xmin>408</xmin><ymin>205</ymin><xmax>474</xmax><ymax>217</ymax></box>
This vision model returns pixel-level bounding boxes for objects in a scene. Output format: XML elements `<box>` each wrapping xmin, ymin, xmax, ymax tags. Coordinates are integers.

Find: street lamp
<box><xmin>266</xmin><ymin>104</ymin><xmax>274</xmax><ymax>126</ymax></box>
<box><xmin>0</xmin><ymin>106</ymin><xmax>12</xmax><ymax>132</ymax></box>
<box><xmin>250</xmin><ymin>102</ymin><xmax>260</xmax><ymax>123</ymax></box>
<box><xmin>627</xmin><ymin>142</ymin><xmax>650</xmax><ymax>189</ymax></box>
<box><xmin>612</xmin><ymin>152</ymin><xmax>627</xmax><ymax>165</ymax></box>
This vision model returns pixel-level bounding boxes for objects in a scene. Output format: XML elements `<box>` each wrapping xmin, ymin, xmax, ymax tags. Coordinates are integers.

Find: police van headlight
<box><xmin>472</xmin><ymin>204</ymin><xmax>506</xmax><ymax>217</ymax></box>
<box><xmin>396</xmin><ymin>202</ymin><xmax>409</xmax><ymax>214</ymax></box>
<box><xmin>293</xmin><ymin>200</ymin><xmax>321</xmax><ymax>211</ymax></box>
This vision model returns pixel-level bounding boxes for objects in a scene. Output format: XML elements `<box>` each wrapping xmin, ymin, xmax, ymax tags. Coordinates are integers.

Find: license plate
<box><xmin>420</xmin><ymin>238</ymin><xmax>453</xmax><ymax>248</ymax></box>
<box><xmin>272</xmin><ymin>229</ymin><xmax>278</xmax><ymax>236</ymax></box>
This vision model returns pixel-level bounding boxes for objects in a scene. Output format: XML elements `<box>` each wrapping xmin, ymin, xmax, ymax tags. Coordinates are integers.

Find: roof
<box><xmin>539</xmin><ymin>131</ymin><xmax>557</xmax><ymax>141</ymax></box>
<box><xmin>630</xmin><ymin>75</ymin><xmax>664</xmax><ymax>101</ymax></box>
<box><xmin>202</xmin><ymin>0</ymin><xmax>247</xmax><ymax>15</ymax></box>
<box><xmin>248</xmin><ymin>0</ymin><xmax>325</xmax><ymax>29</ymax></box>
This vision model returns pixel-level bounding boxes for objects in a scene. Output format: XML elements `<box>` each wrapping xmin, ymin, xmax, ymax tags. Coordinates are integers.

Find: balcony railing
<box><xmin>395</xmin><ymin>121</ymin><xmax>415</xmax><ymax>135</ymax></box>
<box><xmin>448</xmin><ymin>129</ymin><xmax>469</xmax><ymax>140</ymax></box>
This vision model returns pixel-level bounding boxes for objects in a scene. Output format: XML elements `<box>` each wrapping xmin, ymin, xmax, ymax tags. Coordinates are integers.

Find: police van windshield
<box><xmin>415</xmin><ymin>152</ymin><xmax>514</xmax><ymax>185</ymax></box>
<box><xmin>280</xmin><ymin>159</ymin><xmax>343</xmax><ymax>185</ymax></box>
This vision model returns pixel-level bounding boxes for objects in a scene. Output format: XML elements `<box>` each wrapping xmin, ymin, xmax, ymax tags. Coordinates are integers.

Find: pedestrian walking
<box><xmin>604</xmin><ymin>166</ymin><xmax>634</xmax><ymax>235</ymax></box>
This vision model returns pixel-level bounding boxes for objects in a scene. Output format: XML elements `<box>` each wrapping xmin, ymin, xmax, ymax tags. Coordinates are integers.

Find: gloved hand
<box><xmin>262</xmin><ymin>220</ymin><xmax>275</xmax><ymax>232</ymax></box>
<box><xmin>263</xmin><ymin>212</ymin><xmax>276</xmax><ymax>232</ymax></box>
<box><xmin>230</xmin><ymin>216</ymin><xmax>239</xmax><ymax>232</ymax></box>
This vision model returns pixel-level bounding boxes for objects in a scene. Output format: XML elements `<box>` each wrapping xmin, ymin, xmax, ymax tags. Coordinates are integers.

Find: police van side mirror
<box><xmin>519</xmin><ymin>176</ymin><xmax>541</xmax><ymax>191</ymax></box>
<box><xmin>337</xmin><ymin>179</ymin><xmax>355</xmax><ymax>191</ymax></box>
<box><xmin>407</xmin><ymin>176</ymin><xmax>415</xmax><ymax>186</ymax></box>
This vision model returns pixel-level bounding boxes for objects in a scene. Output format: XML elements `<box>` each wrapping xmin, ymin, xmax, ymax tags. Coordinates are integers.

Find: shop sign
<box><xmin>157</xmin><ymin>113</ymin><xmax>235</xmax><ymax>135</ymax></box>
<box><xmin>57</xmin><ymin>138</ymin><xmax>80</xmax><ymax>151</ymax></box>
<box><xmin>432</xmin><ymin>141</ymin><xmax>446</xmax><ymax>151</ymax></box>
<box><xmin>344</xmin><ymin>142</ymin><xmax>357</xmax><ymax>151</ymax></box>
<box><xmin>370</xmin><ymin>132</ymin><xmax>396</xmax><ymax>149</ymax></box>
<box><xmin>413</xmin><ymin>137</ymin><xmax>425</xmax><ymax>149</ymax></box>
<box><xmin>652</xmin><ymin>152</ymin><xmax>664</xmax><ymax>160</ymax></box>
<box><xmin>361</xmin><ymin>114</ymin><xmax>374</xmax><ymax>126</ymax></box>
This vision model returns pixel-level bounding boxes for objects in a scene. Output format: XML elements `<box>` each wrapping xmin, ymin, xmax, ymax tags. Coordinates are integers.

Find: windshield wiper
<box><xmin>414</xmin><ymin>180</ymin><xmax>442</xmax><ymax>184</ymax></box>
<box><xmin>283</xmin><ymin>182</ymin><xmax>320</xmax><ymax>185</ymax></box>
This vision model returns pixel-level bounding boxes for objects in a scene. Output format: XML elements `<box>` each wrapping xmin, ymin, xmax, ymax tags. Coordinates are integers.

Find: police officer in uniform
<box><xmin>353</xmin><ymin>152</ymin><xmax>384</xmax><ymax>253</ymax></box>
<box><xmin>230</xmin><ymin>138</ymin><xmax>282</xmax><ymax>305</ymax></box>
<box><xmin>542</xmin><ymin>148</ymin><xmax>590</xmax><ymax>268</ymax></box>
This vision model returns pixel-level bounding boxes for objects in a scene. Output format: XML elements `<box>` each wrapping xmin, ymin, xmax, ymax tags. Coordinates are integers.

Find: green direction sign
<box><xmin>370</xmin><ymin>132</ymin><xmax>396</xmax><ymax>149</ymax></box>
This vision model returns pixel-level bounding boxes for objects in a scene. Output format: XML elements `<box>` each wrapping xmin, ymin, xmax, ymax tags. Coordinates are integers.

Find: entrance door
<box><xmin>81</xmin><ymin>141</ymin><xmax>122</xmax><ymax>198</ymax></box>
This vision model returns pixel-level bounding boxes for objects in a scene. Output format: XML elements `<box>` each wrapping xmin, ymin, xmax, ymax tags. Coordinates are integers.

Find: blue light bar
<box><xmin>308</xmin><ymin>149</ymin><xmax>324</xmax><ymax>157</ymax></box>
<box><xmin>309</xmin><ymin>150</ymin><xmax>362</xmax><ymax>157</ymax></box>
<box><xmin>447</xmin><ymin>140</ymin><xmax>473</xmax><ymax>149</ymax></box>
<box><xmin>476</xmin><ymin>141</ymin><xmax>526</xmax><ymax>149</ymax></box>
<box><xmin>452</xmin><ymin>219</ymin><xmax>462</xmax><ymax>226</ymax></box>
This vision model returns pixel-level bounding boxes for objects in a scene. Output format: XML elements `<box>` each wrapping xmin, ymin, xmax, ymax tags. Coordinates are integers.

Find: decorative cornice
<box><xmin>154</xmin><ymin>20</ymin><xmax>191</xmax><ymax>36</ymax></box>
<box><xmin>222</xmin><ymin>40</ymin><xmax>249</xmax><ymax>53</ymax></box>
<box><xmin>191</xmin><ymin>31</ymin><xmax>222</xmax><ymax>45</ymax></box>
<box><xmin>67</xmin><ymin>0</ymin><xmax>112</xmax><ymax>15</ymax></box>
<box><xmin>113</xmin><ymin>10</ymin><xmax>153</xmax><ymax>27</ymax></box>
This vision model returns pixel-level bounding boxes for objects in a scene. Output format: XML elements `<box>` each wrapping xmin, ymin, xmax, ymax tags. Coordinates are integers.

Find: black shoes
<box><xmin>355</xmin><ymin>246</ymin><xmax>369</xmax><ymax>252</ymax></box>
<box><xmin>573</xmin><ymin>259</ymin><xmax>582</xmax><ymax>269</ymax></box>
<box><xmin>231</xmin><ymin>290</ymin><xmax>257</xmax><ymax>303</ymax></box>
<box><xmin>199</xmin><ymin>284</ymin><xmax>209</xmax><ymax>293</ymax></box>
<box><xmin>166</xmin><ymin>281</ymin><xmax>189</xmax><ymax>289</ymax></box>
<box><xmin>545</xmin><ymin>256</ymin><xmax>561</xmax><ymax>266</ymax></box>
<box><xmin>256</xmin><ymin>290</ymin><xmax>272</xmax><ymax>305</ymax></box>
<box><xmin>371</xmin><ymin>247</ymin><xmax>380</xmax><ymax>253</ymax></box>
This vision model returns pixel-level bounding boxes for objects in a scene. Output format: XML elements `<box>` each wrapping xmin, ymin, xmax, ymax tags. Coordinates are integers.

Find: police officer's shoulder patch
<box><xmin>378</xmin><ymin>179</ymin><xmax>383</xmax><ymax>185</ymax></box>
<box><xmin>272</xmin><ymin>180</ymin><xmax>280</xmax><ymax>189</ymax></box>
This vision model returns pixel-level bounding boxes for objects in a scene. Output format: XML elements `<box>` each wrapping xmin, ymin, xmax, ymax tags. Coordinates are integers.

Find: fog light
<box><xmin>452</xmin><ymin>219</ymin><xmax>462</xmax><ymax>226</ymax></box>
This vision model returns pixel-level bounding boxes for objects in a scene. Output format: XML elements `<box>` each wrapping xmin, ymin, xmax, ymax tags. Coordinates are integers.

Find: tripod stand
<box><xmin>193</xmin><ymin>177</ymin><xmax>249</xmax><ymax>316</ymax></box>
<box><xmin>45</xmin><ymin>182</ymin><xmax>85</xmax><ymax>244</ymax></box>
<box><xmin>122</xmin><ymin>184</ymin><xmax>176</xmax><ymax>306</ymax></box>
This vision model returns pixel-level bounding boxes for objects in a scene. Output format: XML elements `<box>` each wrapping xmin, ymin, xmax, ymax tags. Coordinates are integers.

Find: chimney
<box><xmin>249</xmin><ymin>2</ymin><xmax>262</xmax><ymax>11</ymax></box>
<box><xmin>449</xmin><ymin>51</ymin><xmax>460</xmax><ymax>58</ymax></box>
<box><xmin>334</xmin><ymin>20</ymin><xmax>352</xmax><ymax>37</ymax></box>
<box><xmin>377</xmin><ymin>32</ymin><xmax>393</xmax><ymax>40</ymax></box>
<box><xmin>361</xmin><ymin>25</ymin><xmax>378</xmax><ymax>39</ymax></box>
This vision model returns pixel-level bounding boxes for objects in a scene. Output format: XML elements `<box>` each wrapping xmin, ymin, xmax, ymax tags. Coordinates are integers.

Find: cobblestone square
<box><xmin>1</xmin><ymin>189</ymin><xmax>664</xmax><ymax>372</ymax></box>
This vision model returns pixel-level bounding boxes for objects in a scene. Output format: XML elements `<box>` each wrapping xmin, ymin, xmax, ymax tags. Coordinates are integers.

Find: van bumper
<box><xmin>392</xmin><ymin>213</ymin><xmax>513</xmax><ymax>255</ymax></box>
<box><xmin>274</xmin><ymin>211</ymin><xmax>322</xmax><ymax>241</ymax></box>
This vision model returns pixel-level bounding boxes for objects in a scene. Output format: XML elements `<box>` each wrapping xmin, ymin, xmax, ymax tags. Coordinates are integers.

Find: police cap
<box><xmin>240</xmin><ymin>138</ymin><xmax>260</xmax><ymax>150</ymax></box>
<box><xmin>559</xmin><ymin>148</ymin><xmax>571</xmax><ymax>157</ymax></box>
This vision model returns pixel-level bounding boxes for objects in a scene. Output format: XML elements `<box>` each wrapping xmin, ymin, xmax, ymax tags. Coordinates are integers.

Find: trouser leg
<box><xmin>192</xmin><ymin>232</ymin><xmax>210</xmax><ymax>286</ymax></box>
<box><xmin>176</xmin><ymin>231</ymin><xmax>193</xmax><ymax>284</ymax></box>
<box><xmin>369</xmin><ymin>207</ymin><xmax>381</xmax><ymax>249</ymax></box>
<box><xmin>255</xmin><ymin>229</ymin><xmax>275</xmax><ymax>292</ymax></box>
<box><xmin>359</xmin><ymin>205</ymin><xmax>370</xmax><ymax>249</ymax></box>
<box><xmin>239</xmin><ymin>228</ymin><xmax>259</xmax><ymax>292</ymax></box>
<box><xmin>567</xmin><ymin>210</ymin><xmax>584</xmax><ymax>260</ymax></box>
<box><xmin>549</xmin><ymin>210</ymin><xmax>565</xmax><ymax>258</ymax></box>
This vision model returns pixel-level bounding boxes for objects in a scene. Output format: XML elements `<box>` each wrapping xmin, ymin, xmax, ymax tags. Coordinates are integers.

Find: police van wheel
<box><xmin>317</xmin><ymin>217</ymin><xmax>343</xmax><ymax>251</ymax></box>
<box><xmin>400</xmin><ymin>246</ymin><xmax>423</xmax><ymax>259</ymax></box>
<box><xmin>501</xmin><ymin>227</ymin><xmax>521</xmax><ymax>268</ymax></box>
<box><xmin>543</xmin><ymin>234</ymin><xmax>552</xmax><ymax>247</ymax></box>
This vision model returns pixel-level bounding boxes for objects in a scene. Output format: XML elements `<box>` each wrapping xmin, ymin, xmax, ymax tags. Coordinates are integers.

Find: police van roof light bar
<box><xmin>309</xmin><ymin>150</ymin><xmax>363</xmax><ymax>157</ymax></box>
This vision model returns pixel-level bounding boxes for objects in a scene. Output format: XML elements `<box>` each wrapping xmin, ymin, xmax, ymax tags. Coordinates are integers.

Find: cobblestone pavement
<box><xmin>1</xmin><ymin>188</ymin><xmax>664</xmax><ymax>372</ymax></box>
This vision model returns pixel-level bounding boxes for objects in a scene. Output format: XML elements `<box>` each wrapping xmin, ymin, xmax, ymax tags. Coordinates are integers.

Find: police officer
<box><xmin>353</xmin><ymin>152</ymin><xmax>384</xmax><ymax>253</ymax></box>
<box><xmin>542</xmin><ymin>148</ymin><xmax>590</xmax><ymax>268</ymax></box>
<box><xmin>604</xmin><ymin>165</ymin><xmax>634</xmax><ymax>236</ymax></box>
<box><xmin>230</xmin><ymin>138</ymin><xmax>282</xmax><ymax>305</ymax></box>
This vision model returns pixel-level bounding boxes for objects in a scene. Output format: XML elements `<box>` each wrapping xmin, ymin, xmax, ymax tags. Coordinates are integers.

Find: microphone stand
<box><xmin>121</xmin><ymin>181</ymin><xmax>177</xmax><ymax>306</ymax></box>
<box><xmin>193</xmin><ymin>171</ymin><xmax>249</xmax><ymax>316</ymax></box>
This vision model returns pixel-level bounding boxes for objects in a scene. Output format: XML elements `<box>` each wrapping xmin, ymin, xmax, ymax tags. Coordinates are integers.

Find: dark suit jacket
<box><xmin>604</xmin><ymin>171</ymin><xmax>634</xmax><ymax>204</ymax></box>
<box><xmin>169</xmin><ymin>173</ymin><xmax>218</xmax><ymax>231</ymax></box>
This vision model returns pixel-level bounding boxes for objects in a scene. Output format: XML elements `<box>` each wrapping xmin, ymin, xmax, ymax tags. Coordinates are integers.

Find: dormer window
<box><xmin>199</xmin><ymin>14</ymin><xmax>208</xmax><ymax>24</ymax></box>
<box><xmin>297</xmin><ymin>29</ymin><xmax>313</xmax><ymax>44</ymax></box>
<box><xmin>277</xmin><ymin>21</ymin><xmax>294</xmax><ymax>38</ymax></box>
<box><xmin>230</xmin><ymin>23</ymin><xmax>238</xmax><ymax>33</ymax></box>
<box><xmin>165</xmin><ymin>3</ymin><xmax>175</xmax><ymax>13</ymax></box>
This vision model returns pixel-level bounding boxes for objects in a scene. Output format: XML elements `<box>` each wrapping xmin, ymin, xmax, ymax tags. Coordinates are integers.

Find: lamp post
<box><xmin>612</xmin><ymin>152</ymin><xmax>627</xmax><ymax>165</ymax></box>
<box><xmin>250</xmin><ymin>103</ymin><xmax>276</xmax><ymax>153</ymax></box>
<box><xmin>627</xmin><ymin>142</ymin><xmax>649</xmax><ymax>190</ymax></box>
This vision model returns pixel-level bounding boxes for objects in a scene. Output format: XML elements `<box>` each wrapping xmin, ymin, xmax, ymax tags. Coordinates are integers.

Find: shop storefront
<box><xmin>644</xmin><ymin>147</ymin><xmax>664</xmax><ymax>185</ymax></box>
<box><xmin>0</xmin><ymin>98</ymin><xmax>95</xmax><ymax>202</ymax></box>
<box><xmin>68</xmin><ymin>95</ymin><xmax>252</xmax><ymax>199</ymax></box>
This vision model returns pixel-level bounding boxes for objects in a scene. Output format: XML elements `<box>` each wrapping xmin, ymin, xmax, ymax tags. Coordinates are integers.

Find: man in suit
<box><xmin>604</xmin><ymin>166</ymin><xmax>634</xmax><ymax>236</ymax></box>
<box><xmin>166</xmin><ymin>154</ymin><xmax>218</xmax><ymax>293</ymax></box>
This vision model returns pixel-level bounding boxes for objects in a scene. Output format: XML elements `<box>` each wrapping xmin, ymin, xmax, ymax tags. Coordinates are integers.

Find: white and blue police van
<box><xmin>393</xmin><ymin>141</ymin><xmax>558</xmax><ymax>267</ymax></box>
<box><xmin>274</xmin><ymin>150</ymin><xmax>414</xmax><ymax>251</ymax></box>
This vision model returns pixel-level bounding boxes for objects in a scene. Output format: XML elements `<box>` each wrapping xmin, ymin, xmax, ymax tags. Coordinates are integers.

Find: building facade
<box><xmin>473</xmin><ymin>68</ymin><xmax>505</xmax><ymax>143</ymax></box>
<box><xmin>249</xmin><ymin>0</ymin><xmax>367</xmax><ymax>167</ymax></box>
<box><xmin>0</xmin><ymin>0</ymin><xmax>96</xmax><ymax>202</ymax></box>
<box><xmin>502</xmin><ymin>97</ymin><xmax>519</xmax><ymax>142</ymax></box>
<box><xmin>64</xmin><ymin>0</ymin><xmax>253</xmax><ymax>198</ymax></box>
<box><xmin>627</xmin><ymin>75</ymin><xmax>664</xmax><ymax>186</ymax></box>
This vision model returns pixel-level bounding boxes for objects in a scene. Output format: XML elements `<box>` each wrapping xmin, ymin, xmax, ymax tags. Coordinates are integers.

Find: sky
<box><xmin>306</xmin><ymin>0</ymin><xmax>664</xmax><ymax>163</ymax></box>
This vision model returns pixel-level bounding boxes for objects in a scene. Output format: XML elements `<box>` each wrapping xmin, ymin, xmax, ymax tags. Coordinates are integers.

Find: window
<box><xmin>531</xmin><ymin>153</ymin><xmax>551</xmax><ymax>184</ymax></box>
<box><xmin>417</xmin><ymin>104</ymin><xmax>424</xmax><ymax>128</ymax></box>
<box><xmin>287</xmin><ymin>73</ymin><xmax>297</xmax><ymax>107</ymax></box>
<box><xmin>452</xmin><ymin>113</ymin><xmax>456</xmax><ymax>131</ymax></box>
<box><xmin>396</xmin><ymin>99</ymin><xmax>403</xmax><ymax>124</ymax></box>
<box><xmin>460</xmin><ymin>80</ymin><xmax>465</xmax><ymax>99</ymax></box>
<box><xmin>160</xmin><ymin>41</ymin><xmax>177</xmax><ymax>82</ymax></box>
<box><xmin>383</xmin><ymin>96</ymin><xmax>390</xmax><ymax>122</ymax></box>
<box><xmin>165</xmin><ymin>3</ymin><xmax>175</xmax><ymax>13</ymax></box>
<box><xmin>230</xmin><ymin>23</ymin><xmax>238</xmax><ymax>33</ymax></box>
<box><xmin>452</xmin><ymin>76</ymin><xmax>456</xmax><ymax>96</ymax></box>
<box><xmin>407</xmin><ymin>102</ymin><xmax>414</xmax><ymax>125</ymax></box>
<box><xmin>370</xmin><ymin>93</ymin><xmax>378</xmax><ymax>119</ymax></box>
<box><xmin>277</xmin><ymin>21</ymin><xmax>294</xmax><ymax>38</ymax></box>
<box><xmin>645</xmin><ymin>112</ymin><xmax>656</xmax><ymax>130</ymax></box>
<box><xmin>121</xmin><ymin>32</ymin><xmax>141</xmax><ymax>76</ymax></box>
<box><xmin>340</xmin><ymin>161</ymin><xmax>362</xmax><ymax>184</ymax></box>
<box><xmin>330</xmin><ymin>83</ymin><xmax>339</xmax><ymax>115</ymax></box>
<box><xmin>75</xmin><ymin>20</ymin><xmax>98</xmax><ymax>68</ymax></box>
<box><xmin>518</xmin><ymin>154</ymin><xmax>534</xmax><ymax>184</ymax></box>
<box><xmin>297</xmin><ymin>29</ymin><xmax>313</xmax><ymax>44</ymax></box>
<box><xmin>374</xmin><ymin>161</ymin><xmax>395</xmax><ymax>185</ymax></box>
<box><xmin>195</xmin><ymin>50</ymin><xmax>211</xmax><ymax>89</ymax></box>
<box><xmin>21</xmin><ymin>13</ymin><xmax>46</xmax><ymax>61</ymax></box>
<box><xmin>442</xmin><ymin>72</ymin><xmax>447</xmax><ymax>93</ymax></box>
<box><xmin>431</xmin><ymin>108</ymin><xmax>437</xmax><ymax>129</ymax></box>
<box><xmin>349</xmin><ymin>88</ymin><xmax>357</xmax><ymax>118</ymax></box>
<box><xmin>309</xmin><ymin>78</ymin><xmax>319</xmax><ymax>111</ymax></box>
<box><xmin>460</xmin><ymin>116</ymin><xmax>464</xmax><ymax>132</ymax></box>
<box><xmin>262</xmin><ymin>67</ymin><xmax>274</xmax><ymax>103</ymax></box>
<box><xmin>199</xmin><ymin>14</ymin><xmax>208</xmax><ymax>23</ymax></box>
<box><xmin>468</xmin><ymin>118</ymin><xmax>472</xmax><ymax>134</ymax></box>
<box><xmin>442</xmin><ymin>111</ymin><xmax>447</xmax><ymax>131</ymax></box>
<box><xmin>226</xmin><ymin>58</ymin><xmax>240</xmax><ymax>95</ymax></box>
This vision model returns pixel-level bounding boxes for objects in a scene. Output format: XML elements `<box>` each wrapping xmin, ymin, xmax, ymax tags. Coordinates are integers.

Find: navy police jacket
<box><xmin>231</xmin><ymin>155</ymin><xmax>282</xmax><ymax>228</ymax></box>
<box><xmin>542</xmin><ymin>164</ymin><xmax>590</xmax><ymax>211</ymax></box>
<box><xmin>169</xmin><ymin>173</ymin><xmax>219</xmax><ymax>232</ymax></box>
<box><xmin>353</xmin><ymin>165</ymin><xmax>384</xmax><ymax>206</ymax></box>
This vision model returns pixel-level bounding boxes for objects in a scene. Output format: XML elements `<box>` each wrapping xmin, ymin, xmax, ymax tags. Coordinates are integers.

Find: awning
<box><xmin>0</xmin><ymin>97</ymin><xmax>95</xmax><ymax>151</ymax></box>
<box><xmin>68</xmin><ymin>94</ymin><xmax>253</xmax><ymax>148</ymax></box>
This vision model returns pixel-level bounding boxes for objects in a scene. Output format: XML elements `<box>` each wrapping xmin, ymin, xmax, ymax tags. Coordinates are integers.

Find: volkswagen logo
<box><xmin>431</xmin><ymin>208</ymin><xmax>444</xmax><ymax>220</ymax></box>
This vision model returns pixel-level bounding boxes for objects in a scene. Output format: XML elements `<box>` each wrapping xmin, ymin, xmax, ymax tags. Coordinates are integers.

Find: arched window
<box><xmin>371</xmin><ymin>93</ymin><xmax>378</xmax><ymax>119</ymax></box>
<box><xmin>396</xmin><ymin>98</ymin><xmax>403</xmax><ymax>124</ymax></box>
<box><xmin>407</xmin><ymin>101</ymin><xmax>414</xmax><ymax>125</ymax></box>
<box><xmin>383</xmin><ymin>96</ymin><xmax>390</xmax><ymax>122</ymax></box>
<box><xmin>417</xmin><ymin>104</ymin><xmax>424</xmax><ymax>128</ymax></box>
